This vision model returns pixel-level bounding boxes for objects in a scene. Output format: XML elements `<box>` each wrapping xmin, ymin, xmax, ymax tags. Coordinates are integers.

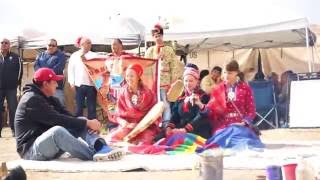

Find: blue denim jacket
<box><xmin>34</xmin><ymin>50</ymin><xmax>66</xmax><ymax>89</ymax></box>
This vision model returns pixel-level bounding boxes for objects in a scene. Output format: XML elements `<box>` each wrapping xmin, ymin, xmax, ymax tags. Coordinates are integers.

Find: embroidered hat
<box><xmin>151</xmin><ymin>24</ymin><xmax>164</xmax><ymax>35</ymax></box>
<box><xmin>34</xmin><ymin>68</ymin><xmax>64</xmax><ymax>82</ymax></box>
<box><xmin>183</xmin><ymin>67</ymin><xmax>200</xmax><ymax>80</ymax></box>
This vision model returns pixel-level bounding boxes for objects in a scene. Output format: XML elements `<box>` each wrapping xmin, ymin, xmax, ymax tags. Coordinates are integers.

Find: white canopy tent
<box><xmin>160</xmin><ymin>18</ymin><xmax>315</xmax><ymax>49</ymax></box>
<box><xmin>21</xmin><ymin>17</ymin><xmax>146</xmax><ymax>52</ymax></box>
<box><xmin>146</xmin><ymin>18</ymin><xmax>317</xmax><ymax>73</ymax></box>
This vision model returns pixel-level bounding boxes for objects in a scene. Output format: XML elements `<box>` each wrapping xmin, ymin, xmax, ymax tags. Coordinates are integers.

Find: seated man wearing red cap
<box><xmin>106</xmin><ymin>64</ymin><xmax>159</xmax><ymax>145</ymax></box>
<box><xmin>14</xmin><ymin>68</ymin><xmax>124</xmax><ymax>161</ymax></box>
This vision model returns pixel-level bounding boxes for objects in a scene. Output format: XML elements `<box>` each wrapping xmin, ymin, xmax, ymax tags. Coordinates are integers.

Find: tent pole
<box><xmin>207</xmin><ymin>50</ymin><xmax>210</xmax><ymax>69</ymax></box>
<box><xmin>144</xmin><ymin>36</ymin><xmax>148</xmax><ymax>56</ymax></box>
<box><xmin>305</xmin><ymin>26</ymin><xmax>312</xmax><ymax>72</ymax></box>
<box><xmin>311</xmin><ymin>47</ymin><xmax>315</xmax><ymax>68</ymax></box>
<box><xmin>232</xmin><ymin>50</ymin><xmax>235</xmax><ymax>60</ymax></box>
<box><xmin>138</xmin><ymin>36</ymin><xmax>141</xmax><ymax>56</ymax></box>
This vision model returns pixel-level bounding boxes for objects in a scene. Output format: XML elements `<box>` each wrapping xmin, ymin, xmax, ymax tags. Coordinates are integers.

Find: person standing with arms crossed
<box><xmin>0</xmin><ymin>38</ymin><xmax>23</xmax><ymax>137</ymax></box>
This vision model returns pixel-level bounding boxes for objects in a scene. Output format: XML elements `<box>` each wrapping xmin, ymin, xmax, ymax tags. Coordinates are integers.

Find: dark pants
<box><xmin>0</xmin><ymin>88</ymin><xmax>18</xmax><ymax>134</ymax></box>
<box><xmin>75</xmin><ymin>85</ymin><xmax>97</xmax><ymax>119</ymax></box>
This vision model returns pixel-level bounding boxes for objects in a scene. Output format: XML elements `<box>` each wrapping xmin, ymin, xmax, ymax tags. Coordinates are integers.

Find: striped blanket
<box><xmin>128</xmin><ymin>125</ymin><xmax>264</xmax><ymax>155</ymax></box>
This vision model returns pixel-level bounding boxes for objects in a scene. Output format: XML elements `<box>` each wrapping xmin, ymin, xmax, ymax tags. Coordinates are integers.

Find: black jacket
<box><xmin>14</xmin><ymin>84</ymin><xmax>86</xmax><ymax>157</ymax></box>
<box><xmin>169</xmin><ymin>90</ymin><xmax>212</xmax><ymax>139</ymax></box>
<box><xmin>0</xmin><ymin>52</ymin><xmax>23</xmax><ymax>89</ymax></box>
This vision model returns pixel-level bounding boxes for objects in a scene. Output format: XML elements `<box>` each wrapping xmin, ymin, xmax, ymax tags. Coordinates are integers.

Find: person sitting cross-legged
<box><xmin>165</xmin><ymin>65</ymin><xmax>211</xmax><ymax>139</ymax></box>
<box><xmin>106</xmin><ymin>64</ymin><xmax>159</xmax><ymax>145</ymax></box>
<box><xmin>14</xmin><ymin>68</ymin><xmax>124</xmax><ymax>161</ymax></box>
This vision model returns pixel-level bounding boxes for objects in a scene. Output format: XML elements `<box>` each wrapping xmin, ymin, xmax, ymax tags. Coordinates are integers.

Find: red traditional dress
<box><xmin>104</xmin><ymin>51</ymin><xmax>134</xmax><ymax>123</ymax></box>
<box><xmin>206</xmin><ymin>81</ymin><xmax>256</xmax><ymax>134</ymax></box>
<box><xmin>107</xmin><ymin>84</ymin><xmax>159</xmax><ymax>144</ymax></box>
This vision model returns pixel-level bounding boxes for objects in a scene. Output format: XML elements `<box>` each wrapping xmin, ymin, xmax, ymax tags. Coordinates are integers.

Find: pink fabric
<box><xmin>108</xmin><ymin>125</ymin><xmax>158</xmax><ymax>145</ymax></box>
<box><xmin>128</xmin><ymin>144</ymin><xmax>167</xmax><ymax>154</ymax></box>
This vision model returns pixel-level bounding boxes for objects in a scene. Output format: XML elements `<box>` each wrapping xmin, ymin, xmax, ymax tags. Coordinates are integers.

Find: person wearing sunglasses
<box><xmin>0</xmin><ymin>38</ymin><xmax>23</xmax><ymax>137</ymax></box>
<box><xmin>34</xmin><ymin>39</ymin><xmax>66</xmax><ymax>106</ymax></box>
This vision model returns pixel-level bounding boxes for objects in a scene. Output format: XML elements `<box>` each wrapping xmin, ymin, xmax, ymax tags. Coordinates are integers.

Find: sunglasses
<box><xmin>48</xmin><ymin>44</ymin><xmax>57</xmax><ymax>47</ymax></box>
<box><xmin>153</xmin><ymin>34</ymin><xmax>162</xmax><ymax>38</ymax></box>
<box><xmin>1</xmin><ymin>41</ymin><xmax>9</xmax><ymax>45</ymax></box>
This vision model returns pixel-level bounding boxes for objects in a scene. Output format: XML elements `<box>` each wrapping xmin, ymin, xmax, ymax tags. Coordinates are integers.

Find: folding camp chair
<box><xmin>249</xmin><ymin>80</ymin><xmax>279</xmax><ymax>129</ymax></box>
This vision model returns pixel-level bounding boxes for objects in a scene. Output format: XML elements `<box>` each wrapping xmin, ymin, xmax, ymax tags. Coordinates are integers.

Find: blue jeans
<box><xmin>75</xmin><ymin>85</ymin><xmax>97</xmax><ymax>119</ymax></box>
<box><xmin>23</xmin><ymin>126</ymin><xmax>106</xmax><ymax>161</ymax></box>
<box><xmin>0</xmin><ymin>88</ymin><xmax>18</xmax><ymax>133</ymax></box>
<box><xmin>54</xmin><ymin>89</ymin><xmax>65</xmax><ymax>106</ymax></box>
<box><xmin>160</xmin><ymin>89</ymin><xmax>171</xmax><ymax>128</ymax></box>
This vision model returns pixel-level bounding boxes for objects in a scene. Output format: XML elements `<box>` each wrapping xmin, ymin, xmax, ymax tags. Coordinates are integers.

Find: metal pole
<box><xmin>305</xmin><ymin>26</ymin><xmax>312</xmax><ymax>72</ymax></box>
<box><xmin>311</xmin><ymin>47</ymin><xmax>315</xmax><ymax>69</ymax></box>
<box><xmin>137</xmin><ymin>35</ymin><xmax>142</xmax><ymax>57</ymax></box>
<box><xmin>207</xmin><ymin>50</ymin><xmax>210</xmax><ymax>69</ymax></box>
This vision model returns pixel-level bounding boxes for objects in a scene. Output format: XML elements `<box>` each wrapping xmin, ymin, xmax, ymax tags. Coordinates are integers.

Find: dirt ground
<box><xmin>1</xmin><ymin>127</ymin><xmax>320</xmax><ymax>180</ymax></box>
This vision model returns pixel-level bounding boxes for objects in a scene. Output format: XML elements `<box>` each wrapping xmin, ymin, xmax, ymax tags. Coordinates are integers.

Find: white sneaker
<box><xmin>93</xmin><ymin>149</ymin><xmax>125</xmax><ymax>161</ymax></box>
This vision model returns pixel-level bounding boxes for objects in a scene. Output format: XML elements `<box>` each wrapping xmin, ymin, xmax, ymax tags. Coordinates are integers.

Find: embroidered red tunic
<box><xmin>206</xmin><ymin>81</ymin><xmax>256</xmax><ymax>134</ymax></box>
<box><xmin>107</xmin><ymin>84</ymin><xmax>159</xmax><ymax>144</ymax></box>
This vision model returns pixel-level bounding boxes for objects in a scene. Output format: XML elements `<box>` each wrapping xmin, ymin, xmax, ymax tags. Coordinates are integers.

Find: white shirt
<box><xmin>67</xmin><ymin>50</ymin><xmax>97</xmax><ymax>87</ymax></box>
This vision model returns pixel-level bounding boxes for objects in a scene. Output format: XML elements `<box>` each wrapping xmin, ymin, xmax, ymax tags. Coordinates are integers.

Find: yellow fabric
<box><xmin>145</xmin><ymin>46</ymin><xmax>183</xmax><ymax>88</ymax></box>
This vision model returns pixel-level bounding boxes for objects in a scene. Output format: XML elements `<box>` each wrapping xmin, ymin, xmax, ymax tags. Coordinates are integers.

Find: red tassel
<box><xmin>154</xmin><ymin>24</ymin><xmax>162</xmax><ymax>30</ymax></box>
<box><xmin>75</xmin><ymin>37</ymin><xmax>82</xmax><ymax>48</ymax></box>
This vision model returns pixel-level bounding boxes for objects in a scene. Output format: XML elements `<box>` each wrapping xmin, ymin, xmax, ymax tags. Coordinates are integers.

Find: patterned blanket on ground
<box><xmin>128</xmin><ymin>125</ymin><xmax>264</xmax><ymax>154</ymax></box>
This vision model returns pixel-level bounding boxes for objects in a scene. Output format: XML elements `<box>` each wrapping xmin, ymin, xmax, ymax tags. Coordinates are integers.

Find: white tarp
<box><xmin>187</xmin><ymin>47</ymin><xmax>320</xmax><ymax>81</ymax></box>
<box><xmin>147</xmin><ymin>18</ymin><xmax>316</xmax><ymax>51</ymax></box>
<box><xmin>22</xmin><ymin>17</ymin><xmax>145</xmax><ymax>49</ymax></box>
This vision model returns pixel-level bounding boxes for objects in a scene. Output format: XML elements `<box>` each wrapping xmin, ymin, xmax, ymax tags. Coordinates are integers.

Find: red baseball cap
<box><xmin>34</xmin><ymin>68</ymin><xmax>64</xmax><ymax>82</ymax></box>
<box><xmin>127</xmin><ymin>63</ymin><xmax>143</xmax><ymax>77</ymax></box>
